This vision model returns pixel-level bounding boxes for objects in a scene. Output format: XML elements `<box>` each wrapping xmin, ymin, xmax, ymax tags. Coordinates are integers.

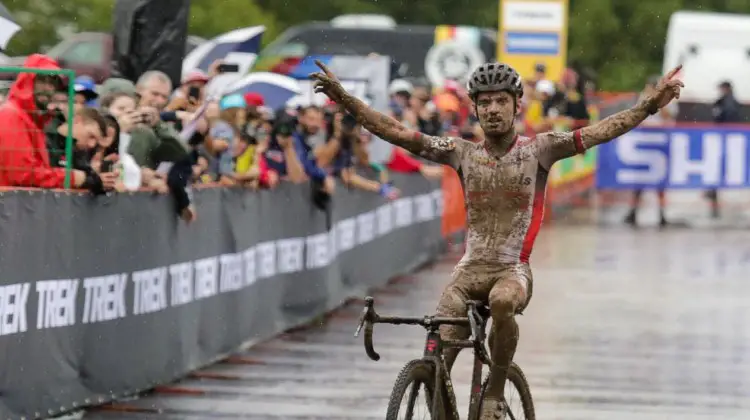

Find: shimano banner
<box><xmin>596</xmin><ymin>126</ymin><xmax>750</xmax><ymax>189</ymax></box>
<box><xmin>0</xmin><ymin>174</ymin><xmax>442</xmax><ymax>419</ymax></box>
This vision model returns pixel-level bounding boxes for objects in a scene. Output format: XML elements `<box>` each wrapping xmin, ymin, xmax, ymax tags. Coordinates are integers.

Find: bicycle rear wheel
<box><xmin>479</xmin><ymin>362</ymin><xmax>535</xmax><ymax>420</ymax></box>
<box><xmin>386</xmin><ymin>359</ymin><xmax>439</xmax><ymax>420</ymax></box>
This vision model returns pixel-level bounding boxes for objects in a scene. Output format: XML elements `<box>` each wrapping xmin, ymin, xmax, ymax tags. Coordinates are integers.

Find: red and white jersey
<box><xmin>426</xmin><ymin>130</ymin><xmax>584</xmax><ymax>266</ymax></box>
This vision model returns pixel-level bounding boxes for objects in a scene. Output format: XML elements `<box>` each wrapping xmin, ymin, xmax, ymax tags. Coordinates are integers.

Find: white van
<box><xmin>663</xmin><ymin>11</ymin><xmax>750</xmax><ymax>104</ymax></box>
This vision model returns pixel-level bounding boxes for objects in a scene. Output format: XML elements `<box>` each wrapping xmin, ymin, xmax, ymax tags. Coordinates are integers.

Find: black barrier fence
<box><xmin>0</xmin><ymin>174</ymin><xmax>443</xmax><ymax>419</ymax></box>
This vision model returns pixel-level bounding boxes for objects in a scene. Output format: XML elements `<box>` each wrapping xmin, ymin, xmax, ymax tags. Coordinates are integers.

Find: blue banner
<box><xmin>597</xmin><ymin>126</ymin><xmax>750</xmax><ymax>189</ymax></box>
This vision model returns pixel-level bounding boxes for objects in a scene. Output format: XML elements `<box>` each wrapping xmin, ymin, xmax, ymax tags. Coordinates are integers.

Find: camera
<box><xmin>270</xmin><ymin>114</ymin><xmax>297</xmax><ymax>147</ymax></box>
<box><xmin>341</xmin><ymin>113</ymin><xmax>357</xmax><ymax>131</ymax></box>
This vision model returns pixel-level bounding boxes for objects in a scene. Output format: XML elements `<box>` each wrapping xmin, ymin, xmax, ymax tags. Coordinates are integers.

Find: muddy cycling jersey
<box><xmin>427</xmin><ymin>130</ymin><xmax>585</xmax><ymax>266</ymax></box>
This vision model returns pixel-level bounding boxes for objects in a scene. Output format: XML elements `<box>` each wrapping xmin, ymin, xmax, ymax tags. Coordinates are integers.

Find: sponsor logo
<box><xmin>505</xmin><ymin>32</ymin><xmax>560</xmax><ymax>55</ymax></box>
<box><xmin>502</xmin><ymin>1</ymin><xmax>565</xmax><ymax>31</ymax></box>
<box><xmin>425</xmin><ymin>40</ymin><xmax>486</xmax><ymax>87</ymax></box>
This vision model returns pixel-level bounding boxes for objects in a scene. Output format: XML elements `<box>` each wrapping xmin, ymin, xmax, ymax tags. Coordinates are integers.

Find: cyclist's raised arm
<box><xmin>536</xmin><ymin>65</ymin><xmax>684</xmax><ymax>169</ymax></box>
<box><xmin>310</xmin><ymin>60</ymin><xmax>463</xmax><ymax>167</ymax></box>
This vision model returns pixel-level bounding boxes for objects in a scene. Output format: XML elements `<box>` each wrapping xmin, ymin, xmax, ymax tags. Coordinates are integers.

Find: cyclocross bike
<box><xmin>355</xmin><ymin>296</ymin><xmax>535</xmax><ymax>420</ymax></box>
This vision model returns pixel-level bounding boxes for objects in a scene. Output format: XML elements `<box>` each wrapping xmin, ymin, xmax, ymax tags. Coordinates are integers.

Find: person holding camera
<box><xmin>126</xmin><ymin>71</ymin><xmax>191</xmax><ymax>186</ymax></box>
<box><xmin>263</xmin><ymin>111</ymin><xmax>335</xmax><ymax>195</ymax></box>
<box><xmin>317</xmin><ymin>110</ymin><xmax>399</xmax><ymax>199</ymax></box>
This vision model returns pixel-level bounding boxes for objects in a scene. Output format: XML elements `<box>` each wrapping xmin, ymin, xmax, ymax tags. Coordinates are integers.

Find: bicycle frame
<box><xmin>422</xmin><ymin>323</ymin><xmax>488</xmax><ymax>420</ymax></box>
<box><xmin>355</xmin><ymin>296</ymin><xmax>492</xmax><ymax>420</ymax></box>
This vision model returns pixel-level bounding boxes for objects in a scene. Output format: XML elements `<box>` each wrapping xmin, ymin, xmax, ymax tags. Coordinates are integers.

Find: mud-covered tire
<box><xmin>479</xmin><ymin>362</ymin><xmax>535</xmax><ymax>420</ymax></box>
<box><xmin>386</xmin><ymin>359</ymin><xmax>439</xmax><ymax>420</ymax></box>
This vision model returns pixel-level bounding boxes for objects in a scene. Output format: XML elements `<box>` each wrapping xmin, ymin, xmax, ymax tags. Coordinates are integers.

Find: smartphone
<box><xmin>217</xmin><ymin>63</ymin><xmax>240</xmax><ymax>73</ymax></box>
<box><xmin>187</xmin><ymin>86</ymin><xmax>201</xmax><ymax>101</ymax></box>
<box><xmin>100</xmin><ymin>160</ymin><xmax>114</xmax><ymax>173</ymax></box>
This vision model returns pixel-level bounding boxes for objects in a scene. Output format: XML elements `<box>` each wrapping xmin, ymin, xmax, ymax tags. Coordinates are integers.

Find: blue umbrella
<box><xmin>226</xmin><ymin>72</ymin><xmax>301</xmax><ymax>110</ymax></box>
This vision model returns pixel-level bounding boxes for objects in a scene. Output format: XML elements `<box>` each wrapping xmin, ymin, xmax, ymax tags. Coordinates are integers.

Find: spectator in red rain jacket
<box><xmin>0</xmin><ymin>54</ymin><xmax>116</xmax><ymax>192</ymax></box>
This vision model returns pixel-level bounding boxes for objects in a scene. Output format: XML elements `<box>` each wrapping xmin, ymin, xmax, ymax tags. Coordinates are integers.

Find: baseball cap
<box><xmin>182</xmin><ymin>70</ymin><xmax>210</xmax><ymax>85</ymax></box>
<box><xmin>388</xmin><ymin>79</ymin><xmax>414</xmax><ymax>95</ymax></box>
<box><xmin>74</xmin><ymin>76</ymin><xmax>98</xmax><ymax>101</ymax></box>
<box><xmin>243</xmin><ymin>92</ymin><xmax>265</xmax><ymax>107</ymax></box>
<box><xmin>219</xmin><ymin>94</ymin><xmax>246</xmax><ymax>111</ymax></box>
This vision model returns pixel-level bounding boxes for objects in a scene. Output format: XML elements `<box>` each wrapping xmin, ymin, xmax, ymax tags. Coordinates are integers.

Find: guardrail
<box><xmin>0</xmin><ymin>173</ymin><xmax>444</xmax><ymax>419</ymax></box>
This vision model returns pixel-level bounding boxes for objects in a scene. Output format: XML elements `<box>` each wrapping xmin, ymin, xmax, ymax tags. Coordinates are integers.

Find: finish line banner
<box><xmin>0</xmin><ymin>174</ymin><xmax>442</xmax><ymax>419</ymax></box>
<box><xmin>596</xmin><ymin>126</ymin><xmax>750</xmax><ymax>189</ymax></box>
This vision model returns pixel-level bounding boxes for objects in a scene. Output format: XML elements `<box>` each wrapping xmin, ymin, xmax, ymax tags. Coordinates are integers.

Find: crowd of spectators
<box><xmin>0</xmin><ymin>54</ymin><xmax>594</xmax><ymax>223</ymax></box>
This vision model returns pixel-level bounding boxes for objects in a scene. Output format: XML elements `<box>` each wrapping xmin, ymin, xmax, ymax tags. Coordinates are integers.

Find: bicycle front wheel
<box><xmin>386</xmin><ymin>359</ymin><xmax>439</xmax><ymax>420</ymax></box>
<box><xmin>480</xmin><ymin>362</ymin><xmax>535</xmax><ymax>420</ymax></box>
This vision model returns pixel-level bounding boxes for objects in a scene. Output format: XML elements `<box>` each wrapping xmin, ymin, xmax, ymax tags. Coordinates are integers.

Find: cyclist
<box><xmin>311</xmin><ymin>61</ymin><xmax>683</xmax><ymax>419</ymax></box>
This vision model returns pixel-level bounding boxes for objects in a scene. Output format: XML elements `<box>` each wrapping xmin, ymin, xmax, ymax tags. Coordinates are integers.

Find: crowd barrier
<box><xmin>0</xmin><ymin>173</ymin><xmax>443</xmax><ymax>419</ymax></box>
<box><xmin>597</xmin><ymin>124</ymin><xmax>750</xmax><ymax>189</ymax></box>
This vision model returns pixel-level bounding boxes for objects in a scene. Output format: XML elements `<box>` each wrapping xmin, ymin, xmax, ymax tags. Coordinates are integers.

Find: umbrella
<box><xmin>182</xmin><ymin>25</ymin><xmax>265</xmax><ymax>78</ymax></box>
<box><xmin>225</xmin><ymin>72</ymin><xmax>301</xmax><ymax>110</ymax></box>
<box><xmin>0</xmin><ymin>3</ymin><xmax>20</xmax><ymax>51</ymax></box>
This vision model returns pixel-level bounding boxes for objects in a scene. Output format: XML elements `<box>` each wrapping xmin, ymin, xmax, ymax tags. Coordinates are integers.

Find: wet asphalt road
<box><xmin>84</xmin><ymin>225</ymin><xmax>750</xmax><ymax>419</ymax></box>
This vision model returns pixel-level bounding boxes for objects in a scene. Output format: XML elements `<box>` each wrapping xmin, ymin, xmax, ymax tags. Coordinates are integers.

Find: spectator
<box><xmin>46</xmin><ymin>77</ymin><xmax>97</xmax><ymax>143</ymax></box>
<box><xmin>442</xmin><ymin>80</ymin><xmax>472</xmax><ymax>129</ymax></box>
<box><xmin>232</xmin><ymin>133</ymin><xmax>276</xmax><ymax>188</ymax></box>
<box><xmin>409</xmin><ymin>87</ymin><xmax>441</xmax><ymax>136</ymax></box>
<box><xmin>73</xmin><ymin>76</ymin><xmax>98</xmax><ymax>110</ymax></box>
<box><xmin>388</xmin><ymin>79</ymin><xmax>414</xmax><ymax>125</ymax></box>
<box><xmin>624</xmin><ymin>75</ymin><xmax>677</xmax><ymax>228</ymax></box>
<box><xmin>714</xmin><ymin>80</ymin><xmax>741</xmax><ymax>123</ymax></box>
<box><xmin>46</xmin><ymin>107</ymin><xmax>107</xmax><ymax>172</ymax></box>
<box><xmin>243</xmin><ymin>92</ymin><xmax>271</xmax><ymax>142</ymax></box>
<box><xmin>127</xmin><ymin>71</ymin><xmax>188</xmax><ymax>185</ymax></box>
<box><xmin>560</xmin><ymin>68</ymin><xmax>590</xmax><ymax>130</ymax></box>
<box><xmin>0</xmin><ymin>54</ymin><xmax>116</xmax><ymax>192</ymax></box>
<box><xmin>263</xmin><ymin>111</ymin><xmax>334</xmax><ymax>195</ymax></box>
<box><xmin>295</xmin><ymin>106</ymin><xmax>335</xmax><ymax>192</ymax></box>
<box><xmin>263</xmin><ymin>115</ymin><xmax>308</xmax><ymax>183</ymax></box>
<box><xmin>126</xmin><ymin>71</ymin><xmax>197</xmax><ymax>221</ymax></box>
<box><xmin>201</xmin><ymin>94</ymin><xmax>246</xmax><ymax>184</ymax></box>
<box><xmin>318</xmin><ymin>111</ymin><xmax>399</xmax><ymax>199</ymax></box>
<box><xmin>706</xmin><ymin>80</ymin><xmax>742</xmax><ymax>219</ymax></box>
<box><xmin>525</xmin><ymin>80</ymin><xmax>556</xmax><ymax>134</ymax></box>
<box><xmin>530</xmin><ymin>62</ymin><xmax>546</xmax><ymax>87</ymax></box>
<box><xmin>95</xmin><ymin>114</ymin><xmax>142</xmax><ymax>192</ymax></box>
<box><xmin>433</xmin><ymin>92</ymin><xmax>461</xmax><ymax>136</ymax></box>
<box><xmin>165</xmin><ymin>70</ymin><xmax>210</xmax><ymax>115</ymax></box>
<box><xmin>99</xmin><ymin>91</ymin><xmax>140</xmax><ymax>160</ymax></box>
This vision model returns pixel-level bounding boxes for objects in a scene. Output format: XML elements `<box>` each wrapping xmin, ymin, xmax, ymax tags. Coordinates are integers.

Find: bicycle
<box><xmin>354</xmin><ymin>296</ymin><xmax>535</xmax><ymax>420</ymax></box>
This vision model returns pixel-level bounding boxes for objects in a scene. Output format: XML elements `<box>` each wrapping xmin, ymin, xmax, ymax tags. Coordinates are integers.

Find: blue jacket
<box><xmin>264</xmin><ymin>132</ymin><xmax>327</xmax><ymax>182</ymax></box>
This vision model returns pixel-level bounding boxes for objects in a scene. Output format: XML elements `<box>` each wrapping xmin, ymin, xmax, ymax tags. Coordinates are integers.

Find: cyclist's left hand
<box><xmin>651</xmin><ymin>65</ymin><xmax>684</xmax><ymax>109</ymax></box>
<box><xmin>310</xmin><ymin>60</ymin><xmax>346</xmax><ymax>103</ymax></box>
